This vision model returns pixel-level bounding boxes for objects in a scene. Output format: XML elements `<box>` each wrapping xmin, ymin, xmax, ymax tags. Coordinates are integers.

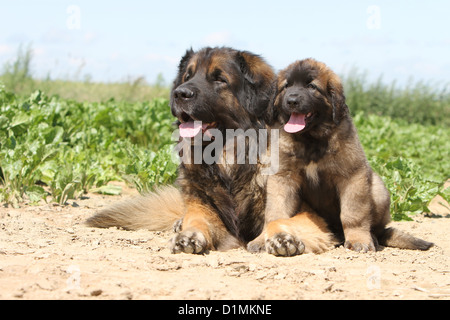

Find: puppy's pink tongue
<box><xmin>179</xmin><ymin>121</ymin><xmax>202</xmax><ymax>137</ymax></box>
<box><xmin>284</xmin><ymin>113</ymin><xmax>306</xmax><ymax>133</ymax></box>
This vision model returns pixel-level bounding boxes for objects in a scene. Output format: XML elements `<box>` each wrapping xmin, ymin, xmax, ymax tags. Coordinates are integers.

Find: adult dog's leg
<box><xmin>170</xmin><ymin>198</ymin><xmax>236</xmax><ymax>254</ymax></box>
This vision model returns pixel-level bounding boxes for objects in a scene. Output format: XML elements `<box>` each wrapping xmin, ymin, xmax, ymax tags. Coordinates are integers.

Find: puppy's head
<box><xmin>273</xmin><ymin>58</ymin><xmax>349</xmax><ymax>136</ymax></box>
<box><xmin>170</xmin><ymin>47</ymin><xmax>275</xmax><ymax>139</ymax></box>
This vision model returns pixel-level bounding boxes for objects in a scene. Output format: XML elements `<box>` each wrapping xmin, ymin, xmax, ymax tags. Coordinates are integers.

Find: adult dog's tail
<box><xmin>378</xmin><ymin>227</ymin><xmax>433</xmax><ymax>250</ymax></box>
<box><xmin>85</xmin><ymin>185</ymin><xmax>184</xmax><ymax>231</ymax></box>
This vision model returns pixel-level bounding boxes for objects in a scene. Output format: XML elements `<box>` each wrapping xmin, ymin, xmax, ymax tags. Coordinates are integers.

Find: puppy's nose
<box><xmin>174</xmin><ymin>87</ymin><xmax>195</xmax><ymax>100</ymax></box>
<box><xmin>286</xmin><ymin>95</ymin><xmax>300</xmax><ymax>108</ymax></box>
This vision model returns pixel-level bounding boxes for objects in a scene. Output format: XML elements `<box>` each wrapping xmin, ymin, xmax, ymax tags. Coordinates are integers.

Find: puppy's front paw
<box><xmin>266</xmin><ymin>232</ymin><xmax>305</xmax><ymax>257</ymax></box>
<box><xmin>170</xmin><ymin>230</ymin><xmax>208</xmax><ymax>254</ymax></box>
<box><xmin>344</xmin><ymin>239</ymin><xmax>376</xmax><ymax>253</ymax></box>
<box><xmin>344</xmin><ymin>231</ymin><xmax>376</xmax><ymax>253</ymax></box>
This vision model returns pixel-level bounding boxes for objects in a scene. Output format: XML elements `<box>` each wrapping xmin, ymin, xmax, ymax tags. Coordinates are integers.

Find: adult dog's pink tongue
<box><xmin>179</xmin><ymin>121</ymin><xmax>208</xmax><ymax>137</ymax></box>
<box><xmin>179</xmin><ymin>121</ymin><xmax>202</xmax><ymax>137</ymax></box>
<box><xmin>284</xmin><ymin>113</ymin><xmax>306</xmax><ymax>133</ymax></box>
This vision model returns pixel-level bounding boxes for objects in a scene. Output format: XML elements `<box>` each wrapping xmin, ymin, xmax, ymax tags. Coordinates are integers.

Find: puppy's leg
<box><xmin>337</xmin><ymin>169</ymin><xmax>376</xmax><ymax>252</ymax></box>
<box><xmin>247</xmin><ymin>174</ymin><xmax>299</xmax><ymax>252</ymax></box>
<box><xmin>170</xmin><ymin>199</ymin><xmax>234</xmax><ymax>254</ymax></box>
<box><xmin>265</xmin><ymin>206</ymin><xmax>337</xmax><ymax>256</ymax></box>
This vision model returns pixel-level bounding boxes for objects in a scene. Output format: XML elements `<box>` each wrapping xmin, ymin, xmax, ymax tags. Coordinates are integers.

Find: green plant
<box><xmin>0</xmin><ymin>87</ymin><xmax>177</xmax><ymax>206</ymax></box>
<box><xmin>121</xmin><ymin>143</ymin><xmax>178</xmax><ymax>194</ymax></box>
<box><xmin>1</xmin><ymin>63</ymin><xmax>448</xmax><ymax>221</ymax></box>
<box><xmin>354</xmin><ymin>112</ymin><xmax>449</xmax><ymax>220</ymax></box>
<box><xmin>1</xmin><ymin>44</ymin><xmax>34</xmax><ymax>93</ymax></box>
<box><xmin>343</xmin><ymin>68</ymin><xmax>450</xmax><ymax>127</ymax></box>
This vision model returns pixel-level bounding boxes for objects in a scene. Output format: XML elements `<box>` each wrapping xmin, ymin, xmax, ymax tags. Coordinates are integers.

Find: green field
<box><xmin>0</xmin><ymin>49</ymin><xmax>449</xmax><ymax>220</ymax></box>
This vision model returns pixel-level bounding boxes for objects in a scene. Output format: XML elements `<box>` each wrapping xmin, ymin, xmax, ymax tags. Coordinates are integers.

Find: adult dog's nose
<box><xmin>174</xmin><ymin>87</ymin><xmax>195</xmax><ymax>100</ymax></box>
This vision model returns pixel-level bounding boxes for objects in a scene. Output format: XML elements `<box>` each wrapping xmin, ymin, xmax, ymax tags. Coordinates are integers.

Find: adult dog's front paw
<box><xmin>247</xmin><ymin>234</ymin><xmax>266</xmax><ymax>253</ymax></box>
<box><xmin>170</xmin><ymin>230</ymin><xmax>208</xmax><ymax>254</ymax></box>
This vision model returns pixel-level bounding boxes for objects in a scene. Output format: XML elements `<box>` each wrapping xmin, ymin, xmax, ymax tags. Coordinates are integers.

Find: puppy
<box><xmin>254</xmin><ymin>58</ymin><xmax>433</xmax><ymax>254</ymax></box>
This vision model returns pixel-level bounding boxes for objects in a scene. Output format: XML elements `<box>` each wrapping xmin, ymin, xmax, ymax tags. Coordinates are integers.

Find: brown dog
<box><xmin>251</xmin><ymin>58</ymin><xmax>434</xmax><ymax>255</ymax></box>
<box><xmin>87</xmin><ymin>48</ymin><xmax>336</xmax><ymax>255</ymax></box>
<box><xmin>87</xmin><ymin>47</ymin><xmax>273</xmax><ymax>252</ymax></box>
<box><xmin>87</xmin><ymin>48</ymin><xmax>338</xmax><ymax>255</ymax></box>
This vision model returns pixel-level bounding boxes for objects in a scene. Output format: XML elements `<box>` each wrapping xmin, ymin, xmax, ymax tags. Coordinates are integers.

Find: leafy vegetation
<box><xmin>0</xmin><ymin>86</ymin><xmax>178</xmax><ymax>207</ymax></box>
<box><xmin>343</xmin><ymin>69</ymin><xmax>450</xmax><ymax>127</ymax></box>
<box><xmin>0</xmin><ymin>47</ymin><xmax>448</xmax><ymax>220</ymax></box>
<box><xmin>1</xmin><ymin>85</ymin><xmax>448</xmax><ymax>220</ymax></box>
<box><xmin>354</xmin><ymin>113</ymin><xmax>449</xmax><ymax>220</ymax></box>
<box><xmin>0</xmin><ymin>44</ymin><xmax>170</xmax><ymax>102</ymax></box>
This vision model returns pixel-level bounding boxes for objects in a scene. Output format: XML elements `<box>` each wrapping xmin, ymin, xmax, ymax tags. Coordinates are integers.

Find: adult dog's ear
<box><xmin>264</xmin><ymin>77</ymin><xmax>286</xmax><ymax>126</ymax></box>
<box><xmin>236</xmin><ymin>51</ymin><xmax>275</xmax><ymax>120</ymax></box>
<box><xmin>173</xmin><ymin>48</ymin><xmax>195</xmax><ymax>86</ymax></box>
<box><xmin>327</xmin><ymin>75</ymin><xmax>349</xmax><ymax>125</ymax></box>
<box><xmin>264</xmin><ymin>79</ymin><xmax>279</xmax><ymax>125</ymax></box>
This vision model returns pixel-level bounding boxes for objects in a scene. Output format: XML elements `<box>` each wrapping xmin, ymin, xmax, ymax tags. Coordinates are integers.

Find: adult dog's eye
<box><xmin>211</xmin><ymin>69</ymin><xmax>227</xmax><ymax>85</ymax></box>
<box><xmin>215</xmin><ymin>77</ymin><xmax>227</xmax><ymax>84</ymax></box>
<box><xmin>213</xmin><ymin>76</ymin><xmax>228</xmax><ymax>86</ymax></box>
<box><xmin>184</xmin><ymin>72</ymin><xmax>191</xmax><ymax>81</ymax></box>
<box><xmin>307</xmin><ymin>83</ymin><xmax>317</xmax><ymax>90</ymax></box>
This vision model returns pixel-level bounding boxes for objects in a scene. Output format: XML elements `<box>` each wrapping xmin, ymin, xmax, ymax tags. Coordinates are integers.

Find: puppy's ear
<box><xmin>327</xmin><ymin>75</ymin><xmax>349</xmax><ymax>125</ymax></box>
<box><xmin>236</xmin><ymin>51</ymin><xmax>275</xmax><ymax>120</ymax></box>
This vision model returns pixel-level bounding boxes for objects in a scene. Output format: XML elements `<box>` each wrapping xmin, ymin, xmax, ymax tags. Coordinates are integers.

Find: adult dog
<box><xmin>87</xmin><ymin>48</ymin><xmax>336</xmax><ymax>255</ymax></box>
<box><xmin>255</xmin><ymin>58</ymin><xmax>433</xmax><ymax>254</ymax></box>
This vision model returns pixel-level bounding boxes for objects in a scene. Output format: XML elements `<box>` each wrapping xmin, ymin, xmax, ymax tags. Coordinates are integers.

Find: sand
<box><xmin>1</xmin><ymin>183</ymin><xmax>449</xmax><ymax>300</ymax></box>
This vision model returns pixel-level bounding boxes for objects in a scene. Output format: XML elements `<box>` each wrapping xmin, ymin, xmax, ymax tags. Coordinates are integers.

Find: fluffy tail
<box><xmin>85</xmin><ymin>185</ymin><xmax>184</xmax><ymax>231</ymax></box>
<box><xmin>378</xmin><ymin>227</ymin><xmax>434</xmax><ymax>250</ymax></box>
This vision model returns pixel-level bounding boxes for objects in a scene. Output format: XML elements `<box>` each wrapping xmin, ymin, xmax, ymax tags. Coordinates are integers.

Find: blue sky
<box><xmin>1</xmin><ymin>0</ymin><xmax>449</xmax><ymax>87</ymax></box>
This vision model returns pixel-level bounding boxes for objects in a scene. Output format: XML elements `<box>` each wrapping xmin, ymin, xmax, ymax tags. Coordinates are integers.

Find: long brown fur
<box><xmin>86</xmin><ymin>48</ymin><xmax>336</xmax><ymax>255</ymax></box>
<box><xmin>261</xmin><ymin>58</ymin><xmax>433</xmax><ymax>253</ymax></box>
<box><xmin>86</xmin><ymin>185</ymin><xmax>183</xmax><ymax>231</ymax></box>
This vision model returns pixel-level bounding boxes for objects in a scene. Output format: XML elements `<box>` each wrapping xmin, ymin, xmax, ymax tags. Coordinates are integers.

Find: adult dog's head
<box><xmin>170</xmin><ymin>47</ymin><xmax>275</xmax><ymax>139</ymax></box>
<box><xmin>273</xmin><ymin>58</ymin><xmax>349</xmax><ymax>138</ymax></box>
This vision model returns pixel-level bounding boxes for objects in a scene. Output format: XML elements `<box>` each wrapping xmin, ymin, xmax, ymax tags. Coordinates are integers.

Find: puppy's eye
<box><xmin>184</xmin><ymin>72</ymin><xmax>191</xmax><ymax>81</ymax></box>
<box><xmin>283</xmin><ymin>82</ymin><xmax>290</xmax><ymax>89</ymax></box>
<box><xmin>307</xmin><ymin>83</ymin><xmax>317</xmax><ymax>90</ymax></box>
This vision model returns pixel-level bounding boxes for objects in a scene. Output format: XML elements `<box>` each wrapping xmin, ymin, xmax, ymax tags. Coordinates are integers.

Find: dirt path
<box><xmin>1</xmin><ymin>186</ymin><xmax>449</xmax><ymax>300</ymax></box>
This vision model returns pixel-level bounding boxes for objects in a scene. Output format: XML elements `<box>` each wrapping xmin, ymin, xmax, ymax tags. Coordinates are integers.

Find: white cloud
<box><xmin>202</xmin><ymin>31</ymin><xmax>232</xmax><ymax>46</ymax></box>
<box><xmin>41</xmin><ymin>27</ymin><xmax>72</xmax><ymax>43</ymax></box>
<box><xmin>413</xmin><ymin>62</ymin><xmax>441</xmax><ymax>77</ymax></box>
<box><xmin>84</xmin><ymin>32</ymin><xmax>98</xmax><ymax>43</ymax></box>
<box><xmin>146</xmin><ymin>53</ymin><xmax>178</xmax><ymax>65</ymax></box>
<box><xmin>110</xmin><ymin>52</ymin><xmax>120</xmax><ymax>61</ymax></box>
<box><xmin>0</xmin><ymin>44</ymin><xmax>13</xmax><ymax>55</ymax></box>
<box><xmin>67</xmin><ymin>55</ymin><xmax>85</xmax><ymax>67</ymax></box>
<box><xmin>32</xmin><ymin>46</ymin><xmax>45</xmax><ymax>56</ymax></box>
<box><xmin>326</xmin><ymin>35</ymin><xmax>395</xmax><ymax>47</ymax></box>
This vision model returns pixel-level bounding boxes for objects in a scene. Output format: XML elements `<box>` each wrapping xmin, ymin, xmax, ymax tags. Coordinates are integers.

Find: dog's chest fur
<box><xmin>279</xmin><ymin>130</ymin><xmax>332</xmax><ymax>183</ymax></box>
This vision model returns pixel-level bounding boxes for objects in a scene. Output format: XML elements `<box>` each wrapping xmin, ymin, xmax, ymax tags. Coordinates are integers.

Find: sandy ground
<box><xmin>1</xmin><ymin>182</ymin><xmax>449</xmax><ymax>300</ymax></box>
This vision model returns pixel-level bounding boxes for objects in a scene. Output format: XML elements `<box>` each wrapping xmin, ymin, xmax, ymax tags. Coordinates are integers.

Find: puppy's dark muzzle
<box><xmin>286</xmin><ymin>94</ymin><xmax>302</xmax><ymax>109</ymax></box>
<box><xmin>284</xmin><ymin>92</ymin><xmax>312</xmax><ymax>116</ymax></box>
